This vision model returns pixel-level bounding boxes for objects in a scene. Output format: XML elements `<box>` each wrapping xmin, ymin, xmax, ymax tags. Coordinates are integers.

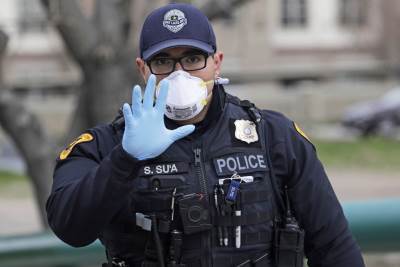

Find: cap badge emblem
<box><xmin>234</xmin><ymin>120</ymin><xmax>259</xmax><ymax>144</ymax></box>
<box><xmin>163</xmin><ymin>9</ymin><xmax>187</xmax><ymax>33</ymax></box>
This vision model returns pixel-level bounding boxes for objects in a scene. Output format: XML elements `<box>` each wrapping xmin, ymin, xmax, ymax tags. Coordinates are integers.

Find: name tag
<box><xmin>213</xmin><ymin>153</ymin><xmax>268</xmax><ymax>176</ymax></box>
<box><xmin>139</xmin><ymin>162</ymin><xmax>189</xmax><ymax>176</ymax></box>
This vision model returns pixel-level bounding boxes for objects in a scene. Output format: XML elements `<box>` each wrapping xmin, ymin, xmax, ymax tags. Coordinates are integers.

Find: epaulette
<box><xmin>225</xmin><ymin>94</ymin><xmax>262</xmax><ymax>124</ymax></box>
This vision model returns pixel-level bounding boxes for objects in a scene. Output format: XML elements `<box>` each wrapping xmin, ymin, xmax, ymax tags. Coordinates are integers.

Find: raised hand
<box><xmin>122</xmin><ymin>75</ymin><xmax>195</xmax><ymax>160</ymax></box>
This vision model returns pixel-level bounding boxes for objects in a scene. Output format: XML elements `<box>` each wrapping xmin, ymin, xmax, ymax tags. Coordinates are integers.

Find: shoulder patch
<box><xmin>59</xmin><ymin>133</ymin><xmax>94</xmax><ymax>160</ymax></box>
<box><xmin>293</xmin><ymin>122</ymin><xmax>311</xmax><ymax>143</ymax></box>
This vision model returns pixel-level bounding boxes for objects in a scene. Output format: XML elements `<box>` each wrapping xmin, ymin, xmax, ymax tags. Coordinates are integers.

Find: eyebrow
<box><xmin>151</xmin><ymin>49</ymin><xmax>204</xmax><ymax>59</ymax></box>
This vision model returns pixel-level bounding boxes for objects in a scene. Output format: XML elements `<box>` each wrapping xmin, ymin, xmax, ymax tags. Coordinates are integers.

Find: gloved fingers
<box><xmin>169</xmin><ymin>124</ymin><xmax>195</xmax><ymax>142</ymax></box>
<box><xmin>122</xmin><ymin>103</ymin><xmax>134</xmax><ymax>128</ymax></box>
<box><xmin>131</xmin><ymin>85</ymin><xmax>142</xmax><ymax>117</ymax></box>
<box><xmin>143</xmin><ymin>74</ymin><xmax>156</xmax><ymax>110</ymax></box>
<box><xmin>155</xmin><ymin>79</ymin><xmax>169</xmax><ymax>114</ymax></box>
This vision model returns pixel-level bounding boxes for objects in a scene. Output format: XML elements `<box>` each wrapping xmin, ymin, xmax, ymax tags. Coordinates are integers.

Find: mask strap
<box><xmin>199</xmin><ymin>80</ymin><xmax>214</xmax><ymax>87</ymax></box>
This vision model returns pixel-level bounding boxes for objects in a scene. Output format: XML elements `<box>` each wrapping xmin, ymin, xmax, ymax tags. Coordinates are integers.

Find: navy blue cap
<box><xmin>139</xmin><ymin>3</ymin><xmax>216</xmax><ymax>60</ymax></box>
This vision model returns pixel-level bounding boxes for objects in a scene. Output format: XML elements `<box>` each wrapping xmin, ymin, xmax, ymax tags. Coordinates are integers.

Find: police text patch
<box><xmin>213</xmin><ymin>153</ymin><xmax>268</xmax><ymax>176</ymax></box>
<box><xmin>139</xmin><ymin>162</ymin><xmax>189</xmax><ymax>176</ymax></box>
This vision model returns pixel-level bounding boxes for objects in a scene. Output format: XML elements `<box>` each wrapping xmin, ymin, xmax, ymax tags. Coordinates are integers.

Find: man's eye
<box><xmin>184</xmin><ymin>55</ymin><xmax>201</xmax><ymax>64</ymax></box>
<box><xmin>154</xmin><ymin>58</ymin><xmax>172</xmax><ymax>65</ymax></box>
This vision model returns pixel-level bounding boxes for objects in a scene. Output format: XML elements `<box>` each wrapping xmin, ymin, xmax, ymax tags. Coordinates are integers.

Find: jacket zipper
<box><xmin>193</xmin><ymin>147</ymin><xmax>212</xmax><ymax>266</ymax></box>
<box><xmin>194</xmin><ymin>148</ymin><xmax>208</xmax><ymax>196</ymax></box>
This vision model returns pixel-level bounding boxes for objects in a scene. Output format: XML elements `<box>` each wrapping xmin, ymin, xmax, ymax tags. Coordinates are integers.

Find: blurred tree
<box><xmin>0</xmin><ymin>0</ymin><xmax>253</xmax><ymax>229</ymax></box>
<box><xmin>0</xmin><ymin>29</ymin><xmax>54</xmax><ymax>228</ymax></box>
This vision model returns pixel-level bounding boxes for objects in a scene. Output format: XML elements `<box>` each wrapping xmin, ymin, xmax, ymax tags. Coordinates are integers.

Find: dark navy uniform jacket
<box><xmin>47</xmin><ymin>86</ymin><xmax>365</xmax><ymax>267</ymax></box>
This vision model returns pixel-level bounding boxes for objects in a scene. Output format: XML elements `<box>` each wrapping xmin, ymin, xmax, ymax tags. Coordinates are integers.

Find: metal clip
<box><xmin>218</xmin><ymin>172</ymin><xmax>254</xmax><ymax>185</ymax></box>
<box><xmin>111</xmin><ymin>257</ymin><xmax>127</xmax><ymax>267</ymax></box>
<box><xmin>171</xmin><ymin>187</ymin><xmax>177</xmax><ymax>221</ymax></box>
<box><xmin>135</xmin><ymin>212</ymin><xmax>152</xmax><ymax>231</ymax></box>
<box><xmin>231</xmin><ymin>171</ymin><xmax>241</xmax><ymax>179</ymax></box>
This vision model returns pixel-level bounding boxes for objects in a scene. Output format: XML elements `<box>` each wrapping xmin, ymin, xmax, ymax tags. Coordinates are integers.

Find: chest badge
<box><xmin>234</xmin><ymin>119</ymin><xmax>258</xmax><ymax>144</ymax></box>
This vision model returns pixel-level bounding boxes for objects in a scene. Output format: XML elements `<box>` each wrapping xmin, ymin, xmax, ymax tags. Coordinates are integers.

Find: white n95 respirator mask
<box><xmin>156</xmin><ymin>70</ymin><xmax>212</xmax><ymax>121</ymax></box>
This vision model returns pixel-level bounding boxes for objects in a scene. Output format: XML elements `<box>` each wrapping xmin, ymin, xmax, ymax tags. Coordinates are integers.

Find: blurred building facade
<box><xmin>213</xmin><ymin>0</ymin><xmax>400</xmax><ymax>84</ymax></box>
<box><xmin>0</xmin><ymin>0</ymin><xmax>400</xmax><ymax>90</ymax></box>
<box><xmin>0</xmin><ymin>0</ymin><xmax>80</xmax><ymax>92</ymax></box>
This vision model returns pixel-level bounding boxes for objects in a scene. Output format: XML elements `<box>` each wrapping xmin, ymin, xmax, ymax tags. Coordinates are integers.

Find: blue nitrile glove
<box><xmin>122</xmin><ymin>74</ymin><xmax>195</xmax><ymax>160</ymax></box>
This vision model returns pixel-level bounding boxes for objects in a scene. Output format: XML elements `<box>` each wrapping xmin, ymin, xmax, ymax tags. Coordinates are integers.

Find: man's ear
<box><xmin>136</xmin><ymin>58</ymin><xmax>147</xmax><ymax>83</ymax></box>
<box><xmin>213</xmin><ymin>51</ymin><xmax>224</xmax><ymax>78</ymax></box>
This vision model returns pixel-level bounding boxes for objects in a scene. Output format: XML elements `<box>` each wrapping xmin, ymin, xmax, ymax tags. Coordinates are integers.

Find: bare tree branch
<box><xmin>0</xmin><ymin>92</ymin><xmax>54</xmax><ymax>229</ymax></box>
<box><xmin>41</xmin><ymin>0</ymin><xmax>98</xmax><ymax>65</ymax></box>
<box><xmin>40</xmin><ymin>0</ymin><xmax>136</xmax><ymax>139</ymax></box>
<box><xmin>93</xmin><ymin>0</ymin><xmax>125</xmax><ymax>63</ymax></box>
<box><xmin>0</xmin><ymin>30</ymin><xmax>8</xmax><ymax>54</ymax></box>
<box><xmin>0</xmin><ymin>29</ymin><xmax>52</xmax><ymax>228</ymax></box>
<box><xmin>0</xmin><ymin>30</ymin><xmax>8</xmax><ymax>83</ymax></box>
<box><xmin>96</xmin><ymin>0</ymin><xmax>130</xmax><ymax>44</ymax></box>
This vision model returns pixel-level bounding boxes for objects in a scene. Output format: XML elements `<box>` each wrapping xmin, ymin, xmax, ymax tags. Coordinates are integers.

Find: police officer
<box><xmin>47</xmin><ymin>3</ymin><xmax>365</xmax><ymax>267</ymax></box>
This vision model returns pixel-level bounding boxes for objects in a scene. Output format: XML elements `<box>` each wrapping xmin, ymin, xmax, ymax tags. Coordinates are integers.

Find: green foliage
<box><xmin>315</xmin><ymin>137</ymin><xmax>400</xmax><ymax>170</ymax></box>
<box><xmin>0</xmin><ymin>170</ymin><xmax>27</xmax><ymax>184</ymax></box>
<box><xmin>0</xmin><ymin>171</ymin><xmax>30</xmax><ymax>198</ymax></box>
